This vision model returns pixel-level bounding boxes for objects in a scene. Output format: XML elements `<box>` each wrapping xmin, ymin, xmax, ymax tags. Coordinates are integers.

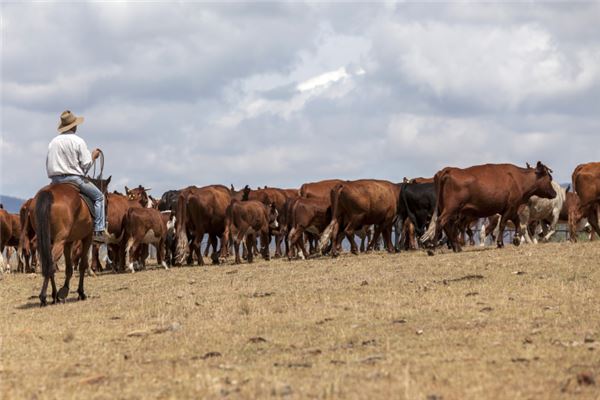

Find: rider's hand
<box><xmin>91</xmin><ymin>149</ymin><xmax>101</xmax><ymax>160</ymax></box>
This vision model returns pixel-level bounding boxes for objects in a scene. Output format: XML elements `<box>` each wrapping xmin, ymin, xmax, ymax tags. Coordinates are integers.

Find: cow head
<box><xmin>125</xmin><ymin>185</ymin><xmax>151</xmax><ymax>207</ymax></box>
<box><xmin>531</xmin><ymin>161</ymin><xmax>557</xmax><ymax>199</ymax></box>
<box><xmin>242</xmin><ymin>185</ymin><xmax>251</xmax><ymax>201</ymax></box>
<box><xmin>268</xmin><ymin>203</ymin><xmax>279</xmax><ymax>230</ymax></box>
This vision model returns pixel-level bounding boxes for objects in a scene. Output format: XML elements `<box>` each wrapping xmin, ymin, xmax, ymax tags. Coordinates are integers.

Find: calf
<box><xmin>221</xmin><ymin>200</ymin><xmax>279</xmax><ymax>264</ymax></box>
<box><xmin>287</xmin><ymin>197</ymin><xmax>331</xmax><ymax>259</ymax></box>
<box><xmin>124</xmin><ymin>207</ymin><xmax>168</xmax><ymax>273</ymax></box>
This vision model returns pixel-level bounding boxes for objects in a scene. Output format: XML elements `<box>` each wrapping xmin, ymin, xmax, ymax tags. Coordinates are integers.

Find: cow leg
<box><xmin>260</xmin><ymin>230</ymin><xmax>270</xmax><ymax>261</ymax></box>
<box><xmin>542</xmin><ymin>210</ymin><xmax>560</xmax><ymax>242</ymax></box>
<box><xmin>90</xmin><ymin>244</ymin><xmax>101</xmax><ymax>272</ymax></box>
<box><xmin>273</xmin><ymin>232</ymin><xmax>283</xmax><ymax>259</ymax></box>
<box><xmin>393</xmin><ymin>218</ymin><xmax>402</xmax><ymax>252</ymax></box>
<box><xmin>344</xmin><ymin>227</ymin><xmax>359</xmax><ymax>255</ymax></box>
<box><xmin>233</xmin><ymin>229</ymin><xmax>243</xmax><ymax>264</ymax></box>
<box><xmin>518</xmin><ymin>206</ymin><xmax>533</xmax><ymax>245</ymax></box>
<box><xmin>381</xmin><ymin>224</ymin><xmax>394</xmax><ymax>253</ymax></box>
<box><xmin>193</xmin><ymin>232</ymin><xmax>204</xmax><ymax>266</ymax></box>
<box><xmin>157</xmin><ymin>239</ymin><xmax>168</xmax><ymax>270</ymax></box>
<box><xmin>125</xmin><ymin>237</ymin><xmax>138</xmax><ymax>273</ymax></box>
<box><xmin>586</xmin><ymin>207</ymin><xmax>600</xmax><ymax>238</ymax></box>
<box><xmin>366</xmin><ymin>226</ymin><xmax>380</xmax><ymax>252</ymax></box>
<box><xmin>246</xmin><ymin>233</ymin><xmax>255</xmax><ymax>264</ymax></box>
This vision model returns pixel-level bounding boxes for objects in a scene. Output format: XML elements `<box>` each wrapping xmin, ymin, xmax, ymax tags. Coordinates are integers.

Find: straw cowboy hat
<box><xmin>57</xmin><ymin>110</ymin><xmax>84</xmax><ymax>133</ymax></box>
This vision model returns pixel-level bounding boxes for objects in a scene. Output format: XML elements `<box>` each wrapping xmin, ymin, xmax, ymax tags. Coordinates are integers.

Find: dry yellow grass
<box><xmin>2</xmin><ymin>242</ymin><xmax>600</xmax><ymax>399</ymax></box>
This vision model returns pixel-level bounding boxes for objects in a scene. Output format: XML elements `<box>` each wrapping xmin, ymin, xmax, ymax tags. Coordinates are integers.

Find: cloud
<box><xmin>1</xmin><ymin>3</ymin><xmax>599</xmax><ymax>199</ymax></box>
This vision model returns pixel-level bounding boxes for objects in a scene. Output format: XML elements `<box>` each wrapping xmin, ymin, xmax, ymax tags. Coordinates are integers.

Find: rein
<box><xmin>85</xmin><ymin>150</ymin><xmax>107</xmax><ymax>193</ymax></box>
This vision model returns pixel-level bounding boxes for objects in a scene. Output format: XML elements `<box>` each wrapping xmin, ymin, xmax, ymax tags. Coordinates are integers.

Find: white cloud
<box><xmin>1</xmin><ymin>3</ymin><xmax>599</xmax><ymax>198</ymax></box>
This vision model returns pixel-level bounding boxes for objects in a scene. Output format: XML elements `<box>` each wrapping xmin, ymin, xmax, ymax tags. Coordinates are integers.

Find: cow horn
<box><xmin>145</xmin><ymin>187</ymin><xmax>152</xmax><ymax>191</ymax></box>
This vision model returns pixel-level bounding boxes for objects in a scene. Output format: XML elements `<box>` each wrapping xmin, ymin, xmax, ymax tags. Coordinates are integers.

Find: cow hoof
<box><xmin>426</xmin><ymin>249</ymin><xmax>435</xmax><ymax>256</ymax></box>
<box><xmin>39</xmin><ymin>296</ymin><xmax>47</xmax><ymax>307</ymax></box>
<box><xmin>512</xmin><ymin>237</ymin><xmax>521</xmax><ymax>246</ymax></box>
<box><xmin>78</xmin><ymin>291</ymin><xmax>87</xmax><ymax>301</ymax></box>
<box><xmin>57</xmin><ymin>287</ymin><xmax>69</xmax><ymax>301</ymax></box>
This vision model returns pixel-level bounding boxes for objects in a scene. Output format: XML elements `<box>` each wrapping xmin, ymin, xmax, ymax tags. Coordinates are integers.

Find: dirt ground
<box><xmin>1</xmin><ymin>242</ymin><xmax>600</xmax><ymax>399</ymax></box>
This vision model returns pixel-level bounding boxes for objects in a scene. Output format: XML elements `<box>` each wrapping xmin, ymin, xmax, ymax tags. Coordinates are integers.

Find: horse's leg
<box><xmin>50</xmin><ymin>276</ymin><xmax>58</xmax><ymax>304</ymax></box>
<box><xmin>77</xmin><ymin>237</ymin><xmax>92</xmax><ymax>300</ymax></box>
<box><xmin>39</xmin><ymin>240</ymin><xmax>65</xmax><ymax>306</ymax></box>
<box><xmin>57</xmin><ymin>241</ymin><xmax>74</xmax><ymax>302</ymax></box>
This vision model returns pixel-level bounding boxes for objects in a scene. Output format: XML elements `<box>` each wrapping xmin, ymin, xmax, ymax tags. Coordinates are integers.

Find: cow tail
<box><xmin>400</xmin><ymin>183</ymin><xmax>421</xmax><ymax>234</ymax></box>
<box><xmin>174</xmin><ymin>191</ymin><xmax>188</xmax><ymax>264</ymax></box>
<box><xmin>35</xmin><ymin>191</ymin><xmax>54</xmax><ymax>279</ymax></box>
<box><xmin>318</xmin><ymin>184</ymin><xmax>343</xmax><ymax>249</ymax></box>
<box><xmin>572</xmin><ymin>164</ymin><xmax>586</xmax><ymax>195</ymax></box>
<box><xmin>421</xmin><ymin>172</ymin><xmax>445</xmax><ymax>242</ymax></box>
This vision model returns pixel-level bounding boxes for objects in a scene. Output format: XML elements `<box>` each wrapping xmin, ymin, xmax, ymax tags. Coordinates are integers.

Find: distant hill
<box><xmin>0</xmin><ymin>195</ymin><xmax>25</xmax><ymax>213</ymax></box>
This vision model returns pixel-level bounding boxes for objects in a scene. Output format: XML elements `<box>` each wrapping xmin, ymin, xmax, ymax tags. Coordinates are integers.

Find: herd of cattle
<box><xmin>1</xmin><ymin>161</ymin><xmax>599</xmax><ymax>274</ymax></box>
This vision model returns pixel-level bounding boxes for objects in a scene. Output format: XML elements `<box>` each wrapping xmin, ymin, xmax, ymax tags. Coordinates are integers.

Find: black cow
<box><xmin>158</xmin><ymin>190</ymin><xmax>180</xmax><ymax>212</ymax></box>
<box><xmin>397</xmin><ymin>182</ymin><xmax>436</xmax><ymax>250</ymax></box>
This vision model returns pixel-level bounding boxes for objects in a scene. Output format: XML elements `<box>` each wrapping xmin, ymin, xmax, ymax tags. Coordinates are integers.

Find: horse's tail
<box><xmin>35</xmin><ymin>191</ymin><xmax>54</xmax><ymax>279</ymax></box>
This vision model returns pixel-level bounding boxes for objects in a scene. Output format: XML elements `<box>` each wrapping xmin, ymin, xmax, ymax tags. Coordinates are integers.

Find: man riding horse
<box><xmin>29</xmin><ymin>110</ymin><xmax>111</xmax><ymax>306</ymax></box>
<box><xmin>47</xmin><ymin>110</ymin><xmax>109</xmax><ymax>242</ymax></box>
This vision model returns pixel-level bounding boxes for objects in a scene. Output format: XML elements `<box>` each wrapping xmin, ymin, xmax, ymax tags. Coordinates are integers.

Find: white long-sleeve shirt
<box><xmin>46</xmin><ymin>132</ymin><xmax>93</xmax><ymax>177</ymax></box>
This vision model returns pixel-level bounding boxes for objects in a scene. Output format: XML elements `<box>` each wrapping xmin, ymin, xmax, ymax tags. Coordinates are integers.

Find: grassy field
<box><xmin>1</xmin><ymin>242</ymin><xmax>600</xmax><ymax>399</ymax></box>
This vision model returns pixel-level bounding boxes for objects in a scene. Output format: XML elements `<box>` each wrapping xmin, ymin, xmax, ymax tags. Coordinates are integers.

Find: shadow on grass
<box><xmin>16</xmin><ymin>296</ymin><xmax>84</xmax><ymax>310</ymax></box>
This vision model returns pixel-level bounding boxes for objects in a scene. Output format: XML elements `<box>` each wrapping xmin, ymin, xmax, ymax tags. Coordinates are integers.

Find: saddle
<box><xmin>60</xmin><ymin>182</ymin><xmax>95</xmax><ymax>218</ymax></box>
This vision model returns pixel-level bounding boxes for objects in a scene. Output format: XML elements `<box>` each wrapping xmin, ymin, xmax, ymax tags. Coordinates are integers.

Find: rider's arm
<box><xmin>77</xmin><ymin>138</ymin><xmax>93</xmax><ymax>173</ymax></box>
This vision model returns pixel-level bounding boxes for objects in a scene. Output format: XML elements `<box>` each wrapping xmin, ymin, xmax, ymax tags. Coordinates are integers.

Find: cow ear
<box><xmin>106</xmin><ymin>175</ymin><xmax>112</xmax><ymax>185</ymax></box>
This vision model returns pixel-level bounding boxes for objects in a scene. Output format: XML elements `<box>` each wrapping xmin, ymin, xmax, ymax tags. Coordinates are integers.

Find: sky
<box><xmin>1</xmin><ymin>2</ymin><xmax>599</xmax><ymax>199</ymax></box>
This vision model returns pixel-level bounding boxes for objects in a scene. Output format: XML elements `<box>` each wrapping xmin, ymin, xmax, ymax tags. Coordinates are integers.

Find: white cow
<box><xmin>518</xmin><ymin>181</ymin><xmax>566</xmax><ymax>244</ymax></box>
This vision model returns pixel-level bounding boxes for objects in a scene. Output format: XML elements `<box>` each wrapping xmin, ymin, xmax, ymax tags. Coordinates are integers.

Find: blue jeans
<box><xmin>50</xmin><ymin>175</ymin><xmax>105</xmax><ymax>232</ymax></box>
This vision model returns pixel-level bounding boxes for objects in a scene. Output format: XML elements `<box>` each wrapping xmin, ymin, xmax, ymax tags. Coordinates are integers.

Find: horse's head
<box><xmin>125</xmin><ymin>184</ymin><xmax>152</xmax><ymax>208</ymax></box>
<box><xmin>89</xmin><ymin>175</ymin><xmax>111</xmax><ymax>195</ymax></box>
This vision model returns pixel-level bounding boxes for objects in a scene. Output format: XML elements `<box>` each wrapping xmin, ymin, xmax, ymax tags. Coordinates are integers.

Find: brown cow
<box><xmin>221</xmin><ymin>200</ymin><xmax>279</xmax><ymax>264</ymax></box>
<box><xmin>423</xmin><ymin>162</ymin><xmax>556</xmax><ymax>252</ymax></box>
<box><xmin>299</xmin><ymin>179</ymin><xmax>344</xmax><ymax>199</ymax></box>
<box><xmin>563</xmin><ymin>190</ymin><xmax>598</xmax><ymax>242</ymax></box>
<box><xmin>242</xmin><ymin>186</ymin><xmax>289</xmax><ymax>258</ymax></box>
<box><xmin>18</xmin><ymin>198</ymin><xmax>37</xmax><ymax>273</ymax></box>
<box><xmin>572</xmin><ymin>162</ymin><xmax>600</xmax><ymax>237</ymax></box>
<box><xmin>175</xmin><ymin>185</ymin><xmax>231</xmax><ymax>266</ymax></box>
<box><xmin>319</xmin><ymin>179</ymin><xmax>401</xmax><ymax>257</ymax></box>
<box><xmin>287</xmin><ymin>197</ymin><xmax>331</xmax><ymax>259</ymax></box>
<box><xmin>0</xmin><ymin>208</ymin><xmax>21</xmax><ymax>273</ymax></box>
<box><xmin>124</xmin><ymin>207</ymin><xmax>168</xmax><ymax>272</ymax></box>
